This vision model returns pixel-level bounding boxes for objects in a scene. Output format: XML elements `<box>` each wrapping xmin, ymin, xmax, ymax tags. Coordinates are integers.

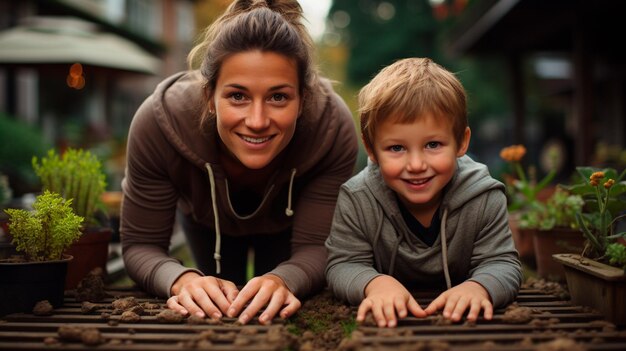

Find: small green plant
<box><xmin>32</xmin><ymin>148</ymin><xmax>107</xmax><ymax>225</ymax></box>
<box><xmin>519</xmin><ymin>188</ymin><xmax>584</xmax><ymax>230</ymax></box>
<box><xmin>340</xmin><ymin>317</ymin><xmax>357</xmax><ymax>337</ymax></box>
<box><xmin>606</xmin><ymin>243</ymin><xmax>626</xmax><ymax>270</ymax></box>
<box><xmin>562</xmin><ymin>167</ymin><xmax>626</xmax><ymax>262</ymax></box>
<box><xmin>4</xmin><ymin>190</ymin><xmax>84</xmax><ymax>261</ymax></box>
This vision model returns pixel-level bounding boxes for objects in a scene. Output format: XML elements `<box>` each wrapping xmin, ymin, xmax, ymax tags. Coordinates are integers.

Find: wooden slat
<box><xmin>1</xmin><ymin>288</ymin><xmax>625</xmax><ymax>351</ymax></box>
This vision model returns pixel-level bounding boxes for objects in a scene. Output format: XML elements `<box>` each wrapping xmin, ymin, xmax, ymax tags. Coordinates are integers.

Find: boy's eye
<box><xmin>426</xmin><ymin>142</ymin><xmax>441</xmax><ymax>149</ymax></box>
<box><xmin>389</xmin><ymin>145</ymin><xmax>404</xmax><ymax>152</ymax></box>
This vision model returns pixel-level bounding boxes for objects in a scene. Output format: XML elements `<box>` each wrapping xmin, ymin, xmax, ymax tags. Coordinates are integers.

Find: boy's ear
<box><xmin>362</xmin><ymin>134</ymin><xmax>378</xmax><ymax>164</ymax></box>
<box><xmin>456</xmin><ymin>127</ymin><xmax>471</xmax><ymax>157</ymax></box>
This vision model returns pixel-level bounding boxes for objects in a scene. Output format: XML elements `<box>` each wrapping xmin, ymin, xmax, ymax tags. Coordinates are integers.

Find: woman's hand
<box><xmin>167</xmin><ymin>271</ymin><xmax>239</xmax><ymax>319</ymax></box>
<box><xmin>424</xmin><ymin>281</ymin><xmax>493</xmax><ymax>322</ymax></box>
<box><xmin>226</xmin><ymin>274</ymin><xmax>301</xmax><ymax>325</ymax></box>
<box><xmin>357</xmin><ymin>275</ymin><xmax>427</xmax><ymax>328</ymax></box>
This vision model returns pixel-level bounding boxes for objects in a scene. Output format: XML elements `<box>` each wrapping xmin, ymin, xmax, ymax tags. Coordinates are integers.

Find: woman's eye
<box><xmin>271</xmin><ymin>93</ymin><xmax>287</xmax><ymax>102</ymax></box>
<box><xmin>389</xmin><ymin>145</ymin><xmax>404</xmax><ymax>152</ymax></box>
<box><xmin>231</xmin><ymin>92</ymin><xmax>245</xmax><ymax>101</ymax></box>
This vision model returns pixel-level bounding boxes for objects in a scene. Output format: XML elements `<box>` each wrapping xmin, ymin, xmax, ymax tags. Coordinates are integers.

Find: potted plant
<box><xmin>0</xmin><ymin>190</ymin><xmax>83</xmax><ymax>315</ymax></box>
<box><xmin>519</xmin><ymin>188</ymin><xmax>585</xmax><ymax>281</ymax></box>
<box><xmin>553</xmin><ymin>167</ymin><xmax>626</xmax><ymax>325</ymax></box>
<box><xmin>32</xmin><ymin>148</ymin><xmax>112</xmax><ymax>289</ymax></box>
<box><xmin>500</xmin><ymin>144</ymin><xmax>556</xmax><ymax>266</ymax></box>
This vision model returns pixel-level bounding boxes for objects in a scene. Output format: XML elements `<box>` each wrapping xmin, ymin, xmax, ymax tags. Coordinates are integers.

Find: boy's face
<box><xmin>366</xmin><ymin>113</ymin><xmax>470</xmax><ymax>217</ymax></box>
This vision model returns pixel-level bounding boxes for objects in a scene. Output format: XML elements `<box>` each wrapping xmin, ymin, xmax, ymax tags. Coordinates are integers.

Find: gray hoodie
<box><xmin>325</xmin><ymin>155</ymin><xmax>522</xmax><ymax>308</ymax></box>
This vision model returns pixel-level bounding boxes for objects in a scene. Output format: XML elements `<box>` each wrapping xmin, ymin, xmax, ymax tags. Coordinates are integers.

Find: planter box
<box><xmin>532</xmin><ymin>228</ymin><xmax>585</xmax><ymax>281</ymax></box>
<box><xmin>553</xmin><ymin>253</ymin><xmax>626</xmax><ymax>326</ymax></box>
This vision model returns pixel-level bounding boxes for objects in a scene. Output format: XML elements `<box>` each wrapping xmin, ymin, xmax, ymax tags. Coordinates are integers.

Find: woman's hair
<box><xmin>359</xmin><ymin>57</ymin><xmax>468</xmax><ymax>151</ymax></box>
<box><xmin>188</xmin><ymin>0</ymin><xmax>321</xmax><ymax>126</ymax></box>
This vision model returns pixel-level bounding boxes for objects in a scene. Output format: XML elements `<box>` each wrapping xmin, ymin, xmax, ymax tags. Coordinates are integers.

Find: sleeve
<box><xmin>325</xmin><ymin>185</ymin><xmax>383</xmax><ymax>306</ymax></box>
<box><xmin>121</xmin><ymin>95</ymin><xmax>202</xmax><ymax>298</ymax></box>
<box><xmin>268</xmin><ymin>91</ymin><xmax>359</xmax><ymax>298</ymax></box>
<box><xmin>467</xmin><ymin>189</ymin><xmax>523</xmax><ymax>308</ymax></box>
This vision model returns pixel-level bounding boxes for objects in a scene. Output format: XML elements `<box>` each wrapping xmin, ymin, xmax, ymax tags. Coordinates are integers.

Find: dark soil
<box><xmin>75</xmin><ymin>268</ymin><xmax>108</xmax><ymax>302</ymax></box>
<box><xmin>284</xmin><ymin>290</ymin><xmax>354</xmax><ymax>351</ymax></box>
<box><xmin>29</xmin><ymin>277</ymin><xmax>612</xmax><ymax>350</ymax></box>
<box><xmin>32</xmin><ymin>300</ymin><xmax>54</xmax><ymax>316</ymax></box>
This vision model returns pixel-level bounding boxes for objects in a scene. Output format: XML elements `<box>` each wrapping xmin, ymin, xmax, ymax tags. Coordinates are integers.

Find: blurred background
<box><xmin>1</xmin><ymin>0</ymin><xmax>625</xmax><ymax>280</ymax></box>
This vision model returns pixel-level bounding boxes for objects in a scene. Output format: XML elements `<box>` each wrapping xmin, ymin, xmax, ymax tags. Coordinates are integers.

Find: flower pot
<box><xmin>64</xmin><ymin>227</ymin><xmax>112</xmax><ymax>289</ymax></box>
<box><xmin>553</xmin><ymin>253</ymin><xmax>626</xmax><ymax>326</ymax></box>
<box><xmin>532</xmin><ymin>228</ymin><xmax>585</xmax><ymax>281</ymax></box>
<box><xmin>0</xmin><ymin>255</ymin><xmax>72</xmax><ymax>316</ymax></box>
<box><xmin>509</xmin><ymin>213</ymin><xmax>536</xmax><ymax>269</ymax></box>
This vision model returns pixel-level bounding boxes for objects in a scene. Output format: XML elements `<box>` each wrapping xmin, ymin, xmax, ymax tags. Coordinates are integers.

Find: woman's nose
<box><xmin>245</xmin><ymin>102</ymin><xmax>270</xmax><ymax>130</ymax></box>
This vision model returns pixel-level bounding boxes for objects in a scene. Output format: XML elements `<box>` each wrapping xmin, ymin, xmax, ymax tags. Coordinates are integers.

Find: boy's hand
<box><xmin>424</xmin><ymin>281</ymin><xmax>492</xmax><ymax>322</ymax></box>
<box><xmin>357</xmin><ymin>275</ymin><xmax>427</xmax><ymax>328</ymax></box>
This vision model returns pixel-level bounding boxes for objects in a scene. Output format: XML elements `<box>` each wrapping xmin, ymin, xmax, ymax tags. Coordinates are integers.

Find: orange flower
<box><xmin>500</xmin><ymin>145</ymin><xmax>526</xmax><ymax>163</ymax></box>
<box><xmin>604</xmin><ymin>179</ymin><xmax>615</xmax><ymax>189</ymax></box>
<box><xmin>590</xmin><ymin>171</ymin><xmax>605</xmax><ymax>182</ymax></box>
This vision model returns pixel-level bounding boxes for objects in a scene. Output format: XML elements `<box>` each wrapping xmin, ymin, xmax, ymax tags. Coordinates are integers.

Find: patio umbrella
<box><xmin>0</xmin><ymin>16</ymin><xmax>160</xmax><ymax>74</ymax></box>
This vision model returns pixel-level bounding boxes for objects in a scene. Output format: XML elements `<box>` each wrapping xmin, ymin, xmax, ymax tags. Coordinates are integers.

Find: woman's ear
<box><xmin>456</xmin><ymin>127</ymin><xmax>471</xmax><ymax>157</ymax></box>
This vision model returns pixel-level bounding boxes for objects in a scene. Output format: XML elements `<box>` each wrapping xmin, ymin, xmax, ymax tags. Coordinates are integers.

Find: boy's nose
<box><xmin>406</xmin><ymin>153</ymin><xmax>427</xmax><ymax>172</ymax></box>
<box><xmin>245</xmin><ymin>102</ymin><xmax>270</xmax><ymax>130</ymax></box>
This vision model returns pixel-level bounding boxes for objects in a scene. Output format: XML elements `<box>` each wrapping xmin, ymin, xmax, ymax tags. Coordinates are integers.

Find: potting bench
<box><xmin>0</xmin><ymin>287</ymin><xmax>625</xmax><ymax>350</ymax></box>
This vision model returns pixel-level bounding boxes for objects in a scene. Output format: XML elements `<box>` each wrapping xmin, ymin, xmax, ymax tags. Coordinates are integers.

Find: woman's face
<box><xmin>213</xmin><ymin>50</ymin><xmax>301</xmax><ymax>170</ymax></box>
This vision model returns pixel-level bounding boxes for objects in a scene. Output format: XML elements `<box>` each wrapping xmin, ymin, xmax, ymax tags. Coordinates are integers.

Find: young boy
<box><xmin>325</xmin><ymin>58</ymin><xmax>522</xmax><ymax>328</ymax></box>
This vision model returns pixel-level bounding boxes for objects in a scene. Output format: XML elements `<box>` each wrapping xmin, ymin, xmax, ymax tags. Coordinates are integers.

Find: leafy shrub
<box><xmin>5</xmin><ymin>190</ymin><xmax>84</xmax><ymax>261</ymax></box>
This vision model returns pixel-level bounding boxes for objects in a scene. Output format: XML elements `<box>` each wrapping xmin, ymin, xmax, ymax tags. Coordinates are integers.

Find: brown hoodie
<box><xmin>121</xmin><ymin>70</ymin><xmax>358</xmax><ymax>298</ymax></box>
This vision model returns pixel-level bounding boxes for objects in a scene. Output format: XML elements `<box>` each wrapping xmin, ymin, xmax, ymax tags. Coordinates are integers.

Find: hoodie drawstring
<box><xmin>285</xmin><ymin>168</ymin><xmax>296</xmax><ymax>217</ymax></box>
<box><xmin>205</xmin><ymin>164</ymin><xmax>296</xmax><ymax>274</ymax></box>
<box><xmin>205</xmin><ymin>163</ymin><xmax>222</xmax><ymax>274</ymax></box>
<box><xmin>440</xmin><ymin>209</ymin><xmax>452</xmax><ymax>289</ymax></box>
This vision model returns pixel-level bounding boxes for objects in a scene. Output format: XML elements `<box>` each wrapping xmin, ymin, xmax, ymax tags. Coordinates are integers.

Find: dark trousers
<box><xmin>178</xmin><ymin>212</ymin><xmax>291</xmax><ymax>286</ymax></box>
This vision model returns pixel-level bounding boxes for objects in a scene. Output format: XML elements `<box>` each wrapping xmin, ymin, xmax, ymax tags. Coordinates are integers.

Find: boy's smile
<box><xmin>367</xmin><ymin>113</ymin><xmax>470</xmax><ymax>224</ymax></box>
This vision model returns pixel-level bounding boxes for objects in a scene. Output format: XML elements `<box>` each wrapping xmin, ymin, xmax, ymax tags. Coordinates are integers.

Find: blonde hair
<box><xmin>187</xmin><ymin>0</ymin><xmax>321</xmax><ymax>126</ymax></box>
<box><xmin>359</xmin><ymin>57</ymin><xmax>467</xmax><ymax>151</ymax></box>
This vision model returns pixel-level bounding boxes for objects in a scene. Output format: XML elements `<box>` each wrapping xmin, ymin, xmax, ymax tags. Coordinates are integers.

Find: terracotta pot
<box><xmin>0</xmin><ymin>255</ymin><xmax>72</xmax><ymax>316</ymax></box>
<box><xmin>64</xmin><ymin>227</ymin><xmax>112</xmax><ymax>289</ymax></box>
<box><xmin>509</xmin><ymin>214</ymin><xmax>536</xmax><ymax>268</ymax></box>
<box><xmin>553</xmin><ymin>253</ymin><xmax>626</xmax><ymax>326</ymax></box>
<box><xmin>532</xmin><ymin>227</ymin><xmax>585</xmax><ymax>281</ymax></box>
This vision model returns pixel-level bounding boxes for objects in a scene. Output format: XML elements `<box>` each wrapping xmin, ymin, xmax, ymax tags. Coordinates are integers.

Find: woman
<box><xmin>120</xmin><ymin>0</ymin><xmax>358</xmax><ymax>325</ymax></box>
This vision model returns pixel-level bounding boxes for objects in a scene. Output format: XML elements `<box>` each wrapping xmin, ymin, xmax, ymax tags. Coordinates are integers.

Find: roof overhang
<box><xmin>0</xmin><ymin>17</ymin><xmax>160</xmax><ymax>74</ymax></box>
<box><xmin>445</xmin><ymin>0</ymin><xmax>626</xmax><ymax>58</ymax></box>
